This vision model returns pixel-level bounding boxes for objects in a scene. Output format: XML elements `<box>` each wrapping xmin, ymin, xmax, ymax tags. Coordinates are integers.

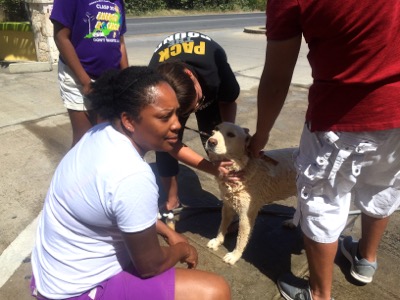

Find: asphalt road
<box><xmin>124</xmin><ymin>12</ymin><xmax>266</xmax><ymax>36</ymax></box>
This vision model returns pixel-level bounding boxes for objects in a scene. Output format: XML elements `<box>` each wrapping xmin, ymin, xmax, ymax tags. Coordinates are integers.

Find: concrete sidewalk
<box><xmin>0</xmin><ymin>28</ymin><xmax>399</xmax><ymax>300</ymax></box>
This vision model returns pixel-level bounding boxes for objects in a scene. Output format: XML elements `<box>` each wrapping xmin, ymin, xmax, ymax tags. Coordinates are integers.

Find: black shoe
<box><xmin>159</xmin><ymin>203</ymin><xmax>185</xmax><ymax>218</ymax></box>
<box><xmin>171</xmin><ymin>203</ymin><xmax>185</xmax><ymax>214</ymax></box>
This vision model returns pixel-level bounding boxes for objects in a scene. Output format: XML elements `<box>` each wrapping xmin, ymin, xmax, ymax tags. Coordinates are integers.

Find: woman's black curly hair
<box><xmin>87</xmin><ymin>66</ymin><xmax>167</xmax><ymax>121</ymax></box>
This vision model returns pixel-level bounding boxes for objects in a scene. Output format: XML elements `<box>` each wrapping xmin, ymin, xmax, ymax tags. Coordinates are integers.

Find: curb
<box><xmin>0</xmin><ymin>61</ymin><xmax>53</xmax><ymax>74</ymax></box>
<box><xmin>243</xmin><ymin>26</ymin><xmax>266</xmax><ymax>34</ymax></box>
<box><xmin>9</xmin><ymin>62</ymin><xmax>53</xmax><ymax>73</ymax></box>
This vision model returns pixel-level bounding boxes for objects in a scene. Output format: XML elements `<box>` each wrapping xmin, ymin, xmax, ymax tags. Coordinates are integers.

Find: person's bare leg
<box><xmin>358</xmin><ymin>213</ymin><xmax>389</xmax><ymax>262</ymax></box>
<box><xmin>160</xmin><ymin>176</ymin><xmax>180</xmax><ymax>211</ymax></box>
<box><xmin>304</xmin><ymin>235</ymin><xmax>337</xmax><ymax>300</ymax></box>
<box><xmin>175</xmin><ymin>269</ymin><xmax>231</xmax><ymax>300</ymax></box>
<box><xmin>67</xmin><ymin>109</ymin><xmax>96</xmax><ymax>147</ymax></box>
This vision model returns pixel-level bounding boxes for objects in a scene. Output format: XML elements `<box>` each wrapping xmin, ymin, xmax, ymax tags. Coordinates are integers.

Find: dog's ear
<box><xmin>245</xmin><ymin>136</ymin><xmax>251</xmax><ymax>148</ymax></box>
<box><xmin>243</xmin><ymin>127</ymin><xmax>251</xmax><ymax>147</ymax></box>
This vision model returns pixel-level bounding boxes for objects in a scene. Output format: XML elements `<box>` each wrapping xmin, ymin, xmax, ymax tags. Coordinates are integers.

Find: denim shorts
<box><xmin>293</xmin><ymin>124</ymin><xmax>400</xmax><ymax>243</ymax></box>
<box><xmin>31</xmin><ymin>266</ymin><xmax>175</xmax><ymax>300</ymax></box>
<box><xmin>58</xmin><ymin>60</ymin><xmax>92</xmax><ymax>111</ymax></box>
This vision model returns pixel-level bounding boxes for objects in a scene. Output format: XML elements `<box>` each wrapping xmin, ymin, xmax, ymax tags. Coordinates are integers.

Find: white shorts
<box><xmin>58</xmin><ymin>60</ymin><xmax>92</xmax><ymax>111</ymax></box>
<box><xmin>293</xmin><ymin>124</ymin><xmax>400</xmax><ymax>243</ymax></box>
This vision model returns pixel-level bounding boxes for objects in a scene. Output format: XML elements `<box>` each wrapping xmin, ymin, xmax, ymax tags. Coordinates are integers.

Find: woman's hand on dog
<box><xmin>214</xmin><ymin>160</ymin><xmax>243</xmax><ymax>182</ymax></box>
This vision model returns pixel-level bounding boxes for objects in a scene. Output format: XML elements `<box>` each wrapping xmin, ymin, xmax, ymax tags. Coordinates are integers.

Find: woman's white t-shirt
<box><xmin>31</xmin><ymin>123</ymin><xmax>159</xmax><ymax>299</ymax></box>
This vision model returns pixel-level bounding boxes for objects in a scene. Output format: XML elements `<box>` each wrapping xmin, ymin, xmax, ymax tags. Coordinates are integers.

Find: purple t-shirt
<box><xmin>51</xmin><ymin>0</ymin><xmax>127</xmax><ymax>78</ymax></box>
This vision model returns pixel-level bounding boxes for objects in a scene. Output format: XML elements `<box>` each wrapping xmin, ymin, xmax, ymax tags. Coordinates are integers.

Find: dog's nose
<box><xmin>207</xmin><ymin>137</ymin><xmax>218</xmax><ymax>147</ymax></box>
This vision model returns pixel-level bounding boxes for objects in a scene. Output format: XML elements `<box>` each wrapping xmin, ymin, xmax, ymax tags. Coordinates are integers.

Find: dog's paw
<box><xmin>207</xmin><ymin>238</ymin><xmax>222</xmax><ymax>250</ymax></box>
<box><xmin>282</xmin><ymin>218</ymin><xmax>296</xmax><ymax>229</ymax></box>
<box><xmin>223</xmin><ymin>251</ymin><xmax>241</xmax><ymax>265</ymax></box>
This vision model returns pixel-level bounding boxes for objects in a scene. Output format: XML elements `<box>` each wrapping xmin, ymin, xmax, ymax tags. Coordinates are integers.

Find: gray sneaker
<box><xmin>277</xmin><ymin>273</ymin><xmax>335</xmax><ymax>300</ymax></box>
<box><xmin>277</xmin><ymin>273</ymin><xmax>312</xmax><ymax>300</ymax></box>
<box><xmin>340</xmin><ymin>236</ymin><xmax>377</xmax><ymax>284</ymax></box>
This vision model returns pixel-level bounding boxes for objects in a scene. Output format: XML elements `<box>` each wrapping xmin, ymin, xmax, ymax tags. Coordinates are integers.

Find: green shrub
<box><xmin>124</xmin><ymin>0</ymin><xmax>265</xmax><ymax>14</ymax></box>
<box><xmin>0</xmin><ymin>0</ymin><xmax>28</xmax><ymax>22</ymax></box>
<box><xmin>163</xmin><ymin>0</ymin><xmax>264</xmax><ymax>11</ymax></box>
<box><xmin>124</xmin><ymin>0</ymin><xmax>166</xmax><ymax>14</ymax></box>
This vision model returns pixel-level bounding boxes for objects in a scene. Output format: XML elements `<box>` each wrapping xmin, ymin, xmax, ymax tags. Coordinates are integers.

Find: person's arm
<box><xmin>156</xmin><ymin>219</ymin><xmax>188</xmax><ymax>245</ymax></box>
<box><xmin>248</xmin><ymin>35</ymin><xmax>302</xmax><ymax>158</ymax></box>
<box><xmin>168</xmin><ymin>141</ymin><xmax>237</xmax><ymax>180</ymax></box>
<box><xmin>122</xmin><ymin>222</ymin><xmax>198</xmax><ymax>278</ymax></box>
<box><xmin>119</xmin><ymin>35</ymin><xmax>129</xmax><ymax>69</ymax></box>
<box><xmin>53</xmin><ymin>21</ymin><xmax>92</xmax><ymax>95</ymax></box>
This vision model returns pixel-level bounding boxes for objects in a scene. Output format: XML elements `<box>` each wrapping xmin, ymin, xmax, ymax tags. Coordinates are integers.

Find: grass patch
<box><xmin>0</xmin><ymin>21</ymin><xmax>31</xmax><ymax>31</ymax></box>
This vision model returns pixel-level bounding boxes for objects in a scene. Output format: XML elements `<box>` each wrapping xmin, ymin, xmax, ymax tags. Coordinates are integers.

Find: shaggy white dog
<box><xmin>205</xmin><ymin>122</ymin><xmax>297</xmax><ymax>265</ymax></box>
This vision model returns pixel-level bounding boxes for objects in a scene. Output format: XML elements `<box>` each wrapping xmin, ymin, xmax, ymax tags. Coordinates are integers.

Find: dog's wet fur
<box><xmin>205</xmin><ymin>122</ymin><xmax>298</xmax><ymax>265</ymax></box>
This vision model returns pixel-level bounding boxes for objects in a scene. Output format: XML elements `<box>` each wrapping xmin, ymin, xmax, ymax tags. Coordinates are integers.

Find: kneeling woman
<box><xmin>30</xmin><ymin>66</ymin><xmax>231</xmax><ymax>300</ymax></box>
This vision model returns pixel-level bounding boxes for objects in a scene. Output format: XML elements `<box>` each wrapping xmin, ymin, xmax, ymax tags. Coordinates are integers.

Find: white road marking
<box><xmin>0</xmin><ymin>212</ymin><xmax>41</xmax><ymax>288</ymax></box>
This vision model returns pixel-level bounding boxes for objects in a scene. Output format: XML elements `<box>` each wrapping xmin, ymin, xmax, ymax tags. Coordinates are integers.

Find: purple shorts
<box><xmin>31</xmin><ymin>266</ymin><xmax>175</xmax><ymax>300</ymax></box>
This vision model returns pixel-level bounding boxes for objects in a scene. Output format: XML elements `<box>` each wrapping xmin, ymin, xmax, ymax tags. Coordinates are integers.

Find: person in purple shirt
<box><xmin>50</xmin><ymin>0</ymin><xmax>129</xmax><ymax>146</ymax></box>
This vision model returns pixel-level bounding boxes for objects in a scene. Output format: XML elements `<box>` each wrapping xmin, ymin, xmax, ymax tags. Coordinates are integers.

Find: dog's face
<box><xmin>205</xmin><ymin>122</ymin><xmax>250</xmax><ymax>159</ymax></box>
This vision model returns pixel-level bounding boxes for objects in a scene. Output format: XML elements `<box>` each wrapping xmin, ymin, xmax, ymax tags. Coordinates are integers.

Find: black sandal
<box><xmin>159</xmin><ymin>202</ymin><xmax>185</xmax><ymax>216</ymax></box>
<box><xmin>171</xmin><ymin>203</ymin><xmax>185</xmax><ymax>214</ymax></box>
